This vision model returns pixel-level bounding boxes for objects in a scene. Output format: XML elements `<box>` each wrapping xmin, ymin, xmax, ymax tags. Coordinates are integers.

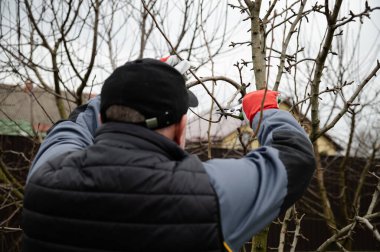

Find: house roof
<box><xmin>0</xmin><ymin>119</ymin><xmax>35</xmax><ymax>137</ymax></box>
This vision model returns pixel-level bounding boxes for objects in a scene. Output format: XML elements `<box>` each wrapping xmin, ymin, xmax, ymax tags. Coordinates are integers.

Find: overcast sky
<box><xmin>1</xmin><ymin>1</ymin><xmax>379</xmax><ymax>148</ymax></box>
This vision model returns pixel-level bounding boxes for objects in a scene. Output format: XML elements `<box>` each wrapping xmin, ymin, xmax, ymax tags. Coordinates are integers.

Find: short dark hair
<box><xmin>105</xmin><ymin>105</ymin><xmax>145</xmax><ymax>123</ymax></box>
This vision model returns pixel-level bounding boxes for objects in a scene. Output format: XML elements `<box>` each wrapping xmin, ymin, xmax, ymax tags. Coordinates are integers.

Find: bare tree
<box><xmin>1</xmin><ymin>1</ymin><xmax>380</xmax><ymax>252</ymax></box>
<box><xmin>0</xmin><ymin>0</ymin><xmax>102</xmax><ymax>118</ymax></box>
<box><xmin>201</xmin><ymin>1</ymin><xmax>380</xmax><ymax>251</ymax></box>
<box><xmin>0</xmin><ymin>1</ymin><xmax>236</xmax><ymax>251</ymax></box>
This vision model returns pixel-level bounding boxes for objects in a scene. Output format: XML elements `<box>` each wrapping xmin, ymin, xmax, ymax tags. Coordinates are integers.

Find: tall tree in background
<box><xmin>228</xmin><ymin>1</ymin><xmax>380</xmax><ymax>251</ymax></box>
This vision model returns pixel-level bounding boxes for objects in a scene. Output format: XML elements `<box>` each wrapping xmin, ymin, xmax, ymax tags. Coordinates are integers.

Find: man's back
<box><xmin>23</xmin><ymin>122</ymin><xmax>223</xmax><ymax>252</ymax></box>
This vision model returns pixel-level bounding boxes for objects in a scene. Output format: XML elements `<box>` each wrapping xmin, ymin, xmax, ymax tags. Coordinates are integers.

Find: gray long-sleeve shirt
<box><xmin>28</xmin><ymin>96</ymin><xmax>315</xmax><ymax>252</ymax></box>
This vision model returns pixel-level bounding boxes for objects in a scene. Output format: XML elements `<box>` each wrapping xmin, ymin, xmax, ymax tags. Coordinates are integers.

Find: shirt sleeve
<box><xmin>27</xmin><ymin>96</ymin><xmax>101</xmax><ymax>181</ymax></box>
<box><xmin>203</xmin><ymin>109</ymin><xmax>316</xmax><ymax>252</ymax></box>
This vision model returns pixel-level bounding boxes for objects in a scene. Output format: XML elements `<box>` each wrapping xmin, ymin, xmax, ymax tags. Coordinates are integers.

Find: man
<box><xmin>22</xmin><ymin>58</ymin><xmax>315</xmax><ymax>252</ymax></box>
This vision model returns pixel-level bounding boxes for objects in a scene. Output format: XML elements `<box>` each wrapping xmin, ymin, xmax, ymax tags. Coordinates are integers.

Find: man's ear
<box><xmin>174</xmin><ymin>114</ymin><xmax>187</xmax><ymax>149</ymax></box>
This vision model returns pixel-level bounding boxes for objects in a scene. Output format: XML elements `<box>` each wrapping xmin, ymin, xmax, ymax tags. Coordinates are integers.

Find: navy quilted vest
<box><xmin>22</xmin><ymin>123</ymin><xmax>224</xmax><ymax>252</ymax></box>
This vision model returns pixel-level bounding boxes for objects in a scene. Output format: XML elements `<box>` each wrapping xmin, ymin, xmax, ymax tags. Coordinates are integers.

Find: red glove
<box><xmin>242</xmin><ymin>90</ymin><xmax>279</xmax><ymax>125</ymax></box>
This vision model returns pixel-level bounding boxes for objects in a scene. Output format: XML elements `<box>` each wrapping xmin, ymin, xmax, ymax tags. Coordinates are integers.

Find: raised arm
<box><xmin>203</xmin><ymin>91</ymin><xmax>316</xmax><ymax>252</ymax></box>
<box><xmin>27</xmin><ymin>96</ymin><xmax>101</xmax><ymax>180</ymax></box>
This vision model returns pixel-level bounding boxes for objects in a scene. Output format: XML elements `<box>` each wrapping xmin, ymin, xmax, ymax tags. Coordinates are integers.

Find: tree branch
<box><xmin>274</xmin><ymin>0</ymin><xmax>307</xmax><ymax>91</ymax></box>
<box><xmin>315</xmin><ymin>60</ymin><xmax>380</xmax><ymax>140</ymax></box>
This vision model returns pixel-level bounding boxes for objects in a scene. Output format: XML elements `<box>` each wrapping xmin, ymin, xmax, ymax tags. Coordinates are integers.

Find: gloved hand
<box><xmin>242</xmin><ymin>90</ymin><xmax>279</xmax><ymax>126</ymax></box>
<box><xmin>160</xmin><ymin>55</ymin><xmax>193</xmax><ymax>79</ymax></box>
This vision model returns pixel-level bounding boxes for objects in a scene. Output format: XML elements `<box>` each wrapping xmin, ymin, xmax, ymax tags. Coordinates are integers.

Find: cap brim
<box><xmin>188</xmin><ymin>90</ymin><xmax>198</xmax><ymax>107</ymax></box>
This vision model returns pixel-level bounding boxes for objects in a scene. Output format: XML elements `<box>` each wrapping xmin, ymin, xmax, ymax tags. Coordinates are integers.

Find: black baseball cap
<box><xmin>100</xmin><ymin>58</ymin><xmax>198</xmax><ymax>129</ymax></box>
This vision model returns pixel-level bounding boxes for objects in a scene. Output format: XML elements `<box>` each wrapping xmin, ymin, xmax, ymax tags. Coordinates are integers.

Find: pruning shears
<box><xmin>216</xmin><ymin>104</ymin><xmax>244</xmax><ymax>120</ymax></box>
<box><xmin>216</xmin><ymin>93</ymin><xmax>283</xmax><ymax>121</ymax></box>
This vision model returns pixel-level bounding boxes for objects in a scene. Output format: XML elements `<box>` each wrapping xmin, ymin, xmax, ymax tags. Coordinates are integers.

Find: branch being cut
<box><xmin>187</xmin><ymin>76</ymin><xmax>245</xmax><ymax>97</ymax></box>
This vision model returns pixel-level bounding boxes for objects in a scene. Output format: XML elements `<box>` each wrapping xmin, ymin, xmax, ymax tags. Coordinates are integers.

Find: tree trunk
<box><xmin>251</xmin><ymin>226</ymin><xmax>270</xmax><ymax>252</ymax></box>
<box><xmin>248</xmin><ymin>0</ymin><xmax>266</xmax><ymax>90</ymax></box>
<box><xmin>314</xmin><ymin>143</ymin><xmax>337</xmax><ymax>234</ymax></box>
